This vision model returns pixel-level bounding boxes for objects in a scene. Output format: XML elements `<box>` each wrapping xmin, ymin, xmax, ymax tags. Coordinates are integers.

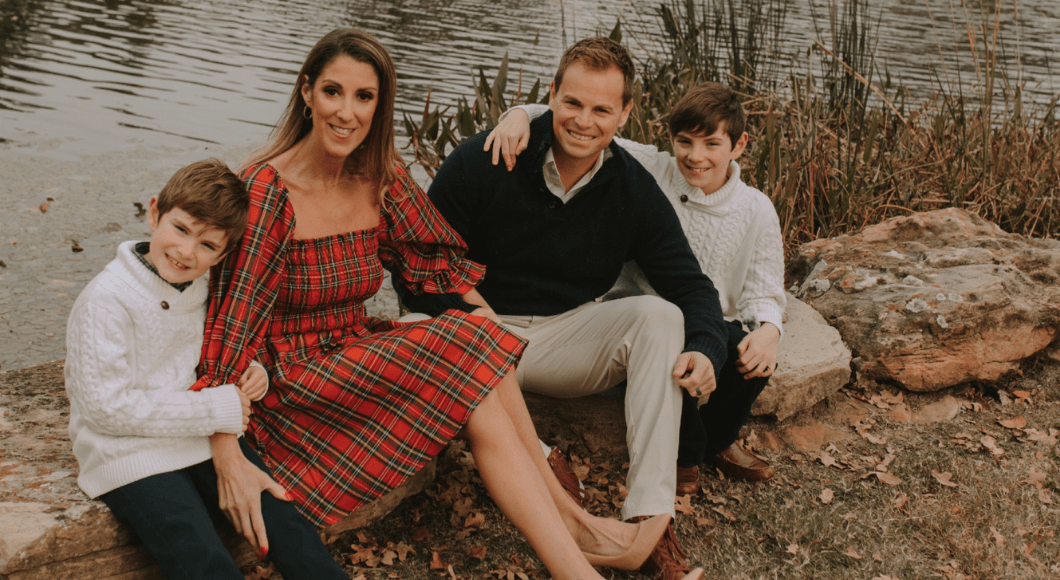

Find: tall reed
<box><xmin>402</xmin><ymin>0</ymin><xmax>1060</xmax><ymax>251</ymax></box>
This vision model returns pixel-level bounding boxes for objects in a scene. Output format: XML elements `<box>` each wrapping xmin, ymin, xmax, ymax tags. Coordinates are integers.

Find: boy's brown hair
<box><xmin>668</xmin><ymin>82</ymin><xmax>746</xmax><ymax>147</ymax></box>
<box><xmin>553</xmin><ymin>36</ymin><xmax>636</xmax><ymax>105</ymax></box>
<box><xmin>155</xmin><ymin>158</ymin><xmax>248</xmax><ymax>251</ymax></box>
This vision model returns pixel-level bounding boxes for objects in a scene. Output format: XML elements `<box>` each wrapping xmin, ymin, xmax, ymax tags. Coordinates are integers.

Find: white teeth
<box><xmin>167</xmin><ymin>255</ymin><xmax>188</xmax><ymax>270</ymax></box>
<box><xmin>331</xmin><ymin>125</ymin><xmax>353</xmax><ymax>136</ymax></box>
<box><xmin>567</xmin><ymin>130</ymin><xmax>593</xmax><ymax>141</ymax></box>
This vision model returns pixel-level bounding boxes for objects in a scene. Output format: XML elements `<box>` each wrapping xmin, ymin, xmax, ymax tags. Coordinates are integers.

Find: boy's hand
<box><xmin>736</xmin><ymin>323</ymin><xmax>781</xmax><ymax>379</ymax></box>
<box><xmin>483</xmin><ymin>109</ymin><xmax>531</xmax><ymax>171</ymax></box>
<box><xmin>239</xmin><ymin>365</ymin><xmax>268</xmax><ymax>401</ymax></box>
<box><xmin>237</xmin><ymin>388</ymin><xmax>251</xmax><ymax>431</ymax></box>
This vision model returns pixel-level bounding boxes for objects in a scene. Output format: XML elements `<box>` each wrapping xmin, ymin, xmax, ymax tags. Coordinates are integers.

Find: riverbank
<box><xmin>0</xmin><ymin>142</ymin><xmax>401</xmax><ymax>371</ymax></box>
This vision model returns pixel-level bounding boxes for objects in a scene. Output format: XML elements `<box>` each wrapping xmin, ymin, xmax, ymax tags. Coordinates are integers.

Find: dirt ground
<box><xmin>235</xmin><ymin>349</ymin><xmax>1060</xmax><ymax>580</ymax></box>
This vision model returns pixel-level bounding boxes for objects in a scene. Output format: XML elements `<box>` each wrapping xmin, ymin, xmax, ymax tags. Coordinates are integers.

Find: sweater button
<box><xmin>679</xmin><ymin>194</ymin><xmax>689</xmax><ymax>203</ymax></box>
<box><xmin>160</xmin><ymin>301</ymin><xmax>170</xmax><ymax>310</ymax></box>
<box><xmin>549</xmin><ymin>200</ymin><xmax>558</xmax><ymax>209</ymax></box>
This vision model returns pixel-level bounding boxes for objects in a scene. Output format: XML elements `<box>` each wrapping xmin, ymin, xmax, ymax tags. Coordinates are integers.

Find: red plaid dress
<box><xmin>194</xmin><ymin>163</ymin><xmax>526</xmax><ymax>526</ymax></box>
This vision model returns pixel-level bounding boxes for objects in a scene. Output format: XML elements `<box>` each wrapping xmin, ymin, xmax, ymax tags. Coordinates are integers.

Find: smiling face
<box><xmin>300</xmin><ymin>55</ymin><xmax>380</xmax><ymax>160</ymax></box>
<box><xmin>146</xmin><ymin>200</ymin><xmax>228</xmax><ymax>284</ymax></box>
<box><xmin>549</xmin><ymin>61</ymin><xmax>632</xmax><ymax>170</ymax></box>
<box><xmin>672</xmin><ymin>125</ymin><xmax>748</xmax><ymax>196</ymax></box>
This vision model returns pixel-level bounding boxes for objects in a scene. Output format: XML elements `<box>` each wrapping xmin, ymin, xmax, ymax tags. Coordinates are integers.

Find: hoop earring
<box><xmin>303</xmin><ymin>105</ymin><xmax>312</xmax><ymax>120</ymax></box>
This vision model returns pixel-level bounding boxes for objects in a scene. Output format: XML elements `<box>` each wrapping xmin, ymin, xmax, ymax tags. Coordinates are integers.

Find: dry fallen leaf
<box><xmin>786</xmin><ymin>543</ymin><xmax>799</xmax><ymax>555</ymax></box>
<box><xmin>818</xmin><ymin>450</ymin><xmax>837</xmax><ymax>468</ymax></box>
<box><xmin>981</xmin><ymin>435</ymin><xmax>1005</xmax><ymax>456</ymax></box>
<box><xmin>712</xmin><ymin>506</ymin><xmax>737</xmax><ymax>522</ymax></box>
<box><xmin>844</xmin><ymin>546</ymin><xmax>863</xmax><ymax>559</ymax></box>
<box><xmin>892</xmin><ymin>492</ymin><xmax>909</xmax><ymax>510</ymax></box>
<box><xmin>991</xmin><ymin>527</ymin><xmax>1005</xmax><ymax>547</ymax></box>
<box><xmin>411</xmin><ymin>526</ymin><xmax>432</xmax><ymax>542</ymax></box>
<box><xmin>39</xmin><ymin>202</ymin><xmax>49</xmax><ymax>213</ymax></box>
<box><xmin>468</xmin><ymin>546</ymin><xmax>488</xmax><ymax>560</ymax></box>
<box><xmin>998</xmin><ymin>416</ymin><xmax>1027</xmax><ymax>430</ymax></box>
<box><xmin>819</xmin><ymin>488</ymin><xmax>834</xmax><ymax>504</ymax></box>
<box><xmin>1039</xmin><ymin>489</ymin><xmax>1053</xmax><ymax>505</ymax></box>
<box><xmin>429</xmin><ymin>551</ymin><xmax>447</xmax><ymax>570</ymax></box>
<box><xmin>464</xmin><ymin>511</ymin><xmax>486</xmax><ymax>528</ymax></box>
<box><xmin>1023</xmin><ymin>467</ymin><xmax>1047</xmax><ymax>489</ymax></box>
<box><xmin>931</xmin><ymin>470</ymin><xmax>958</xmax><ymax>487</ymax></box>
<box><xmin>71</xmin><ymin>242</ymin><xmax>84</xmax><ymax>252</ymax></box>
<box><xmin>675</xmin><ymin>494</ymin><xmax>696</xmax><ymax>515</ymax></box>
<box><xmin>874</xmin><ymin>471</ymin><xmax>902</xmax><ymax>486</ymax></box>
<box><xmin>1012</xmin><ymin>389</ymin><xmax>1032</xmax><ymax>402</ymax></box>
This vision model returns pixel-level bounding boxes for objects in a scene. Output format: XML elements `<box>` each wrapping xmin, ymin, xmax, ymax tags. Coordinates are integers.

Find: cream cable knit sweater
<box><xmin>65</xmin><ymin>240</ymin><xmax>245</xmax><ymax>498</ymax></box>
<box><xmin>507</xmin><ymin>104</ymin><xmax>786</xmax><ymax>333</ymax></box>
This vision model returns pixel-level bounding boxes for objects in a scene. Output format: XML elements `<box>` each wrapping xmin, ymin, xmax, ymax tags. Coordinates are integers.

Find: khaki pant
<box><xmin>497</xmin><ymin>295</ymin><xmax>684</xmax><ymax>519</ymax></box>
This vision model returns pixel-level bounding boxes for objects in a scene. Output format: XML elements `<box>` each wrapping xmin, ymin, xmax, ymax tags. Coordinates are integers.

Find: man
<box><xmin>398</xmin><ymin>37</ymin><xmax>728</xmax><ymax>580</ymax></box>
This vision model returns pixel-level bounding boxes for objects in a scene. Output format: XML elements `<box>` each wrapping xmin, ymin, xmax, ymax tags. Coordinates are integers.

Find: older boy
<box><xmin>490</xmin><ymin>82</ymin><xmax>785</xmax><ymax>492</ymax></box>
<box><xmin>398</xmin><ymin>38</ymin><xmax>727</xmax><ymax>580</ymax></box>
<box><xmin>65</xmin><ymin>159</ymin><xmax>347</xmax><ymax>579</ymax></box>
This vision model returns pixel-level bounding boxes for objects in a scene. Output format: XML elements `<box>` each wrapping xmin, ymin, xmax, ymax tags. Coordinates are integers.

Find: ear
<box><xmin>548</xmin><ymin>80</ymin><xmax>556</xmax><ymax>110</ymax></box>
<box><xmin>300</xmin><ymin>75</ymin><xmax>312</xmax><ymax>108</ymax></box>
<box><xmin>147</xmin><ymin>197</ymin><xmax>160</xmax><ymax>232</ymax></box>
<box><xmin>730</xmin><ymin>132</ymin><xmax>749</xmax><ymax>160</ymax></box>
<box><xmin>617</xmin><ymin>99</ymin><xmax>634</xmax><ymax>129</ymax></box>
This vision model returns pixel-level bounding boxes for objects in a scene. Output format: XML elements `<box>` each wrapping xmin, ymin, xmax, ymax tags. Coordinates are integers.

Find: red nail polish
<box><xmin>285</xmin><ymin>492</ymin><xmax>293</xmax><ymax>501</ymax></box>
<box><xmin>257</xmin><ymin>547</ymin><xmax>268</xmax><ymax>560</ymax></box>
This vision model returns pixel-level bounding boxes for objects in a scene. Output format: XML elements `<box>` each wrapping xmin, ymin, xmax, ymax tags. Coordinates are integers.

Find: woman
<box><xmin>191</xmin><ymin>29</ymin><xmax>700</xmax><ymax>580</ymax></box>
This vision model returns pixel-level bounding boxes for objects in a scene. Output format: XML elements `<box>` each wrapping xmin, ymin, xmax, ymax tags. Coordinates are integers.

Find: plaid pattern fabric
<box><xmin>195</xmin><ymin>163</ymin><xmax>525</xmax><ymax>526</ymax></box>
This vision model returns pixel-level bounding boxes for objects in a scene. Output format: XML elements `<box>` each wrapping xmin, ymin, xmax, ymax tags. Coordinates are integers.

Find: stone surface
<box><xmin>751</xmin><ymin>294</ymin><xmax>853</xmax><ymax>420</ymax></box>
<box><xmin>787</xmin><ymin>209</ymin><xmax>1060</xmax><ymax>392</ymax></box>
<box><xmin>0</xmin><ymin>361</ymin><xmax>432</xmax><ymax>580</ymax></box>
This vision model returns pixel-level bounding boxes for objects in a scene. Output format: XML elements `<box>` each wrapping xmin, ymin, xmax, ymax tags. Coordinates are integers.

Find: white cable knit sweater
<box><xmin>511</xmin><ymin>105</ymin><xmax>785</xmax><ymax>333</ymax></box>
<box><xmin>65</xmin><ymin>240</ymin><xmax>245</xmax><ymax>498</ymax></box>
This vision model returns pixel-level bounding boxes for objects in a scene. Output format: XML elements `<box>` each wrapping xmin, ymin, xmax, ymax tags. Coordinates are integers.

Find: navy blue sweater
<box><xmin>399</xmin><ymin>112</ymin><xmax>728</xmax><ymax>371</ymax></box>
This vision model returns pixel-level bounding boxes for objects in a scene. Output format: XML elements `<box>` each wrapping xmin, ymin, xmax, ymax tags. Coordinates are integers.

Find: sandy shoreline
<box><xmin>0</xmin><ymin>140</ymin><xmax>401</xmax><ymax>371</ymax></box>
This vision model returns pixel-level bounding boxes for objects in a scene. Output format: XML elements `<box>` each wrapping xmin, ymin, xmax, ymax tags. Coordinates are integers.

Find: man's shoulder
<box><xmin>599</xmin><ymin>142</ymin><xmax>669</xmax><ymax>202</ymax></box>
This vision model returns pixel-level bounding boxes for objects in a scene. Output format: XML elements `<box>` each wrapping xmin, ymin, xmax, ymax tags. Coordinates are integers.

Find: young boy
<box><xmin>64</xmin><ymin>158</ymin><xmax>346</xmax><ymax>579</ymax></box>
<box><xmin>488</xmin><ymin>82</ymin><xmax>785</xmax><ymax>494</ymax></box>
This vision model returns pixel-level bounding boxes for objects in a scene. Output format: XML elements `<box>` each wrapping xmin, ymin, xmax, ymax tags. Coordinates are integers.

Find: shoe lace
<box><xmin>646</xmin><ymin>524</ymin><xmax>690</xmax><ymax>578</ymax></box>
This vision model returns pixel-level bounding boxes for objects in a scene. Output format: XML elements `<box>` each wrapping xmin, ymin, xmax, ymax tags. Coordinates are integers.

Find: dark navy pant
<box><xmin>677</xmin><ymin>319</ymin><xmax>770</xmax><ymax>468</ymax></box>
<box><xmin>100</xmin><ymin>438</ymin><xmax>346</xmax><ymax>580</ymax></box>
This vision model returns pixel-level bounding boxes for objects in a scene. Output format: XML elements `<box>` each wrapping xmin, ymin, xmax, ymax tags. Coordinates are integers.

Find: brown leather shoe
<box><xmin>711</xmin><ymin>442</ymin><xmax>775</xmax><ymax>481</ymax></box>
<box><xmin>676</xmin><ymin>465</ymin><xmax>700</xmax><ymax>496</ymax></box>
<box><xmin>547</xmin><ymin>448</ymin><xmax>586</xmax><ymax>506</ymax></box>
<box><xmin>627</xmin><ymin>516</ymin><xmax>692</xmax><ymax>580</ymax></box>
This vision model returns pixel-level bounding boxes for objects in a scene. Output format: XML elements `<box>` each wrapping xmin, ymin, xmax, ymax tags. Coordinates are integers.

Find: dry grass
<box><xmin>242</xmin><ymin>354</ymin><xmax>1060</xmax><ymax>580</ymax></box>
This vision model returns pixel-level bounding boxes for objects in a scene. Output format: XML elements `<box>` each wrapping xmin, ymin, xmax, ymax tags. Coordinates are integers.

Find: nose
<box><xmin>573</xmin><ymin>107</ymin><xmax>591</xmax><ymax>128</ymax></box>
<box><xmin>688</xmin><ymin>142</ymin><xmax>708</xmax><ymax>162</ymax></box>
<box><xmin>338</xmin><ymin>96</ymin><xmax>355</xmax><ymax>121</ymax></box>
<box><xmin>176</xmin><ymin>238</ymin><xmax>195</xmax><ymax>258</ymax></box>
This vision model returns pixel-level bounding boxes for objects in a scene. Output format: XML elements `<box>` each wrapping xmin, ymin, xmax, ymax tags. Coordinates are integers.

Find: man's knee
<box><xmin>622</xmin><ymin>295</ymin><xmax>683</xmax><ymax>336</ymax></box>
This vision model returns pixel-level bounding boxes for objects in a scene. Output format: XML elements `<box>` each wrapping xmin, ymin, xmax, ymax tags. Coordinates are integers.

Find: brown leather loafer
<box><xmin>676</xmin><ymin>465</ymin><xmax>700</xmax><ymax>496</ymax></box>
<box><xmin>627</xmin><ymin>516</ymin><xmax>693</xmax><ymax>580</ymax></box>
<box><xmin>547</xmin><ymin>448</ymin><xmax>586</xmax><ymax>506</ymax></box>
<box><xmin>712</xmin><ymin>442</ymin><xmax>775</xmax><ymax>481</ymax></box>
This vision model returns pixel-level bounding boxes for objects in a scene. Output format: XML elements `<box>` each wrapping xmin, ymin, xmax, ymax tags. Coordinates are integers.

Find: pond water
<box><xmin>0</xmin><ymin>0</ymin><xmax>1058</xmax><ymax>371</ymax></box>
<box><xmin>1</xmin><ymin>0</ymin><xmax>1058</xmax><ymax>158</ymax></box>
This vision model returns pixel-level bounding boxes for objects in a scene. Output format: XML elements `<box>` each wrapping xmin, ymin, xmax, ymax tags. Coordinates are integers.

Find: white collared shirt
<box><xmin>542</xmin><ymin>146</ymin><xmax>613</xmax><ymax>203</ymax></box>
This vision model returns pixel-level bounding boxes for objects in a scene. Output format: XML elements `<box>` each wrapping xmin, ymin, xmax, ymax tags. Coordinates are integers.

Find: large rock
<box><xmin>0</xmin><ymin>361</ymin><xmax>434</xmax><ymax>580</ymax></box>
<box><xmin>787</xmin><ymin>208</ymin><xmax>1060</xmax><ymax>392</ymax></box>
<box><xmin>752</xmin><ymin>294</ymin><xmax>852</xmax><ymax>420</ymax></box>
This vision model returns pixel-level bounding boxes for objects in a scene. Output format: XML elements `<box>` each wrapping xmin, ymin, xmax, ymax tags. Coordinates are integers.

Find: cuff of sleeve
<box><xmin>208</xmin><ymin>384</ymin><xmax>245</xmax><ymax>434</ymax></box>
<box><xmin>685</xmin><ymin>339</ymin><xmax>728</xmax><ymax>381</ymax></box>
<box><xmin>753</xmin><ymin>306</ymin><xmax>785</xmax><ymax>339</ymax></box>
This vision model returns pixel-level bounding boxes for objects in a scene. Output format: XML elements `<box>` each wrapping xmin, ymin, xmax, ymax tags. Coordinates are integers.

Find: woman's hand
<box><xmin>211</xmin><ymin>434</ymin><xmax>289</xmax><ymax>558</ymax></box>
<box><xmin>239</xmin><ymin>365</ymin><xmax>268</xmax><ymax>401</ymax></box>
<box><xmin>483</xmin><ymin>109</ymin><xmax>531</xmax><ymax>171</ymax></box>
<box><xmin>735</xmin><ymin>323</ymin><xmax>781</xmax><ymax>379</ymax></box>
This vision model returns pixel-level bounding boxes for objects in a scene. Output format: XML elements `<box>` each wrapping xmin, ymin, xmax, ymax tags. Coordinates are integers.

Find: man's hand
<box><xmin>469</xmin><ymin>306</ymin><xmax>501</xmax><ymax>325</ymax></box>
<box><xmin>672</xmin><ymin>351</ymin><xmax>716</xmax><ymax>399</ymax></box>
<box><xmin>239</xmin><ymin>365</ymin><xmax>268</xmax><ymax>401</ymax></box>
<box><xmin>211</xmin><ymin>434</ymin><xmax>289</xmax><ymax>559</ymax></box>
<box><xmin>483</xmin><ymin>109</ymin><xmax>531</xmax><ymax>171</ymax></box>
<box><xmin>736</xmin><ymin>323</ymin><xmax>781</xmax><ymax>379</ymax></box>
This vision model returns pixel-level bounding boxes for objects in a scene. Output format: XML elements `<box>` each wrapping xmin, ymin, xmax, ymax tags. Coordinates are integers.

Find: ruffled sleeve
<box><xmin>378</xmin><ymin>165</ymin><xmax>484</xmax><ymax>298</ymax></box>
<box><xmin>193</xmin><ymin>164</ymin><xmax>295</xmax><ymax>390</ymax></box>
